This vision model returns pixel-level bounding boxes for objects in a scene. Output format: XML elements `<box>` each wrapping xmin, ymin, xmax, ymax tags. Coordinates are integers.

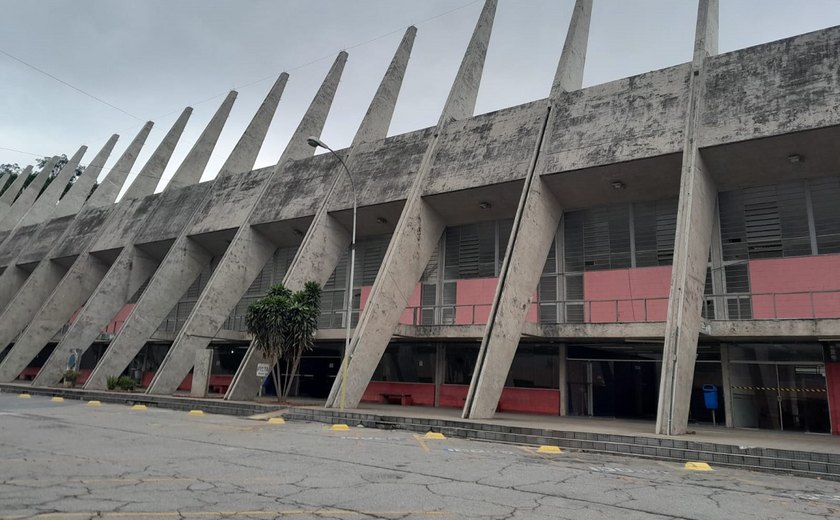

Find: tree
<box><xmin>0</xmin><ymin>163</ymin><xmax>21</xmax><ymax>196</ymax></box>
<box><xmin>34</xmin><ymin>155</ymin><xmax>86</xmax><ymax>197</ymax></box>
<box><xmin>245</xmin><ymin>281</ymin><xmax>321</xmax><ymax>401</ymax></box>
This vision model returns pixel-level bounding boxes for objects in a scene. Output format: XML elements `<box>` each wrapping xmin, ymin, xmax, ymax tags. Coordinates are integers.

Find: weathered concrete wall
<box><xmin>134</xmin><ymin>183</ymin><xmax>213</xmax><ymax>245</ymax></box>
<box><xmin>50</xmin><ymin>207</ymin><xmax>113</xmax><ymax>260</ymax></box>
<box><xmin>89</xmin><ymin>195</ymin><xmax>162</xmax><ymax>253</ymax></box>
<box><xmin>250</xmin><ymin>162</ymin><xmax>333</xmax><ymax>225</ymax></box>
<box><xmin>701</xmin><ymin>26</ymin><xmax>840</xmax><ymax>147</ymax></box>
<box><xmin>0</xmin><ymin>224</ymin><xmax>42</xmax><ymax>267</ymax></box>
<box><xmin>188</xmin><ymin>169</ymin><xmax>273</xmax><ymax>235</ymax></box>
<box><xmin>328</xmin><ymin>128</ymin><xmax>434</xmax><ymax>212</ymax></box>
<box><xmin>539</xmin><ymin>63</ymin><xmax>690</xmax><ymax>175</ymax></box>
<box><xmin>424</xmin><ymin>102</ymin><xmax>546</xmax><ymax>196</ymax></box>
<box><xmin>16</xmin><ymin>217</ymin><xmax>76</xmax><ymax>266</ymax></box>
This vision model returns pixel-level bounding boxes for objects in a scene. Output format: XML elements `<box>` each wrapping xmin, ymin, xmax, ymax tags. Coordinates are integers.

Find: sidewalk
<box><xmin>285</xmin><ymin>402</ymin><xmax>840</xmax><ymax>481</ymax></box>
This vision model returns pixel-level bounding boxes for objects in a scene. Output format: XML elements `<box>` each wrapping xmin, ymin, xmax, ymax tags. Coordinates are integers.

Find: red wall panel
<box><xmin>749</xmin><ymin>256</ymin><xmax>840</xmax><ymax>319</ymax></box>
<box><xmin>583</xmin><ymin>266</ymin><xmax>672</xmax><ymax>322</ymax></box>
<box><xmin>362</xmin><ymin>381</ymin><xmax>435</xmax><ymax>406</ymax></box>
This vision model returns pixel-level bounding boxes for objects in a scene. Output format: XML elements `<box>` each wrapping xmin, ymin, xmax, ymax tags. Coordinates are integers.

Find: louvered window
<box><xmin>444</xmin><ymin>221</ymin><xmax>497</xmax><ymax>279</ymax></box>
<box><xmin>633</xmin><ymin>199</ymin><xmax>678</xmax><ymax>267</ymax></box>
<box><xmin>718</xmin><ymin>183</ymin><xmax>811</xmax><ymax>260</ymax></box>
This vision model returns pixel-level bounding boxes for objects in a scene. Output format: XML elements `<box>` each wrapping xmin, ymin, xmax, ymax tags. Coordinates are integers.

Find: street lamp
<box><xmin>307</xmin><ymin>136</ymin><xmax>356</xmax><ymax>411</ymax></box>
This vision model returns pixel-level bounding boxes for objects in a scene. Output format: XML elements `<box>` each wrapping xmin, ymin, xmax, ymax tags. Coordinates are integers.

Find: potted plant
<box><xmin>62</xmin><ymin>369</ymin><xmax>80</xmax><ymax>388</ymax></box>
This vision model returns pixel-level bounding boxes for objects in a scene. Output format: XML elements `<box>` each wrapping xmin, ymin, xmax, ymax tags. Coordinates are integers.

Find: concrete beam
<box><xmin>83</xmin><ymin>73</ymin><xmax>291</xmax><ymax>390</ymax></box>
<box><xmin>227</xmin><ymin>30</ymin><xmax>417</xmax><ymax>401</ymax></box>
<box><xmin>0</xmin><ymin>253</ymin><xmax>110</xmax><ymax>382</ymax></box>
<box><xmin>121</xmin><ymin>107</ymin><xmax>192</xmax><ymax>200</ymax></box>
<box><xmin>85</xmin><ymin>122</ymin><xmax>153</xmax><ymax>208</ymax></box>
<box><xmin>148</xmin><ymin>57</ymin><xmax>348</xmax><ymax>395</ymax></box>
<box><xmin>656</xmin><ymin>0</ymin><xmax>719</xmax><ymax>436</ymax></box>
<box><xmin>325</xmin><ymin>2</ymin><xmax>497</xmax><ymax>409</ymax></box>
<box><xmin>463</xmin><ymin>0</ymin><xmax>592</xmax><ymax>419</ymax></box>
<box><xmin>0</xmin><ymin>157</ymin><xmax>59</xmax><ymax>232</ymax></box>
<box><xmin>53</xmin><ymin>135</ymin><xmax>119</xmax><ymax>218</ymax></box>
<box><xmin>32</xmin><ymin>246</ymin><xmax>159</xmax><ymax>386</ymax></box>
<box><xmin>190</xmin><ymin>349</ymin><xmax>213</xmax><ymax>398</ymax></box>
<box><xmin>16</xmin><ymin>146</ymin><xmax>87</xmax><ymax>228</ymax></box>
<box><xmin>165</xmin><ymin>92</ymin><xmax>237</xmax><ymax>191</ymax></box>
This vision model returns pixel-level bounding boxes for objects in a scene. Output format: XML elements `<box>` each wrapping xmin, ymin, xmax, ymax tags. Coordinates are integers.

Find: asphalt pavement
<box><xmin>1</xmin><ymin>393</ymin><xmax>839</xmax><ymax>519</ymax></box>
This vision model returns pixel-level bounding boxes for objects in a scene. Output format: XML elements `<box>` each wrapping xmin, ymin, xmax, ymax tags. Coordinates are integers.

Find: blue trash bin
<box><xmin>702</xmin><ymin>384</ymin><xmax>718</xmax><ymax>410</ymax></box>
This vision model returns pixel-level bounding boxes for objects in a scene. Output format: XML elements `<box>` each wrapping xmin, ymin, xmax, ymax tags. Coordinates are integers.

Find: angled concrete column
<box><xmin>464</xmin><ymin>0</ymin><xmax>592</xmax><ymax>419</ymax></box>
<box><xmin>165</xmin><ymin>91</ymin><xmax>237</xmax><ymax>191</ymax></box>
<box><xmin>121</xmin><ymin>107</ymin><xmax>192</xmax><ymax>200</ymax></box>
<box><xmin>53</xmin><ymin>135</ymin><xmax>119</xmax><ymax>219</ymax></box>
<box><xmin>15</xmin><ymin>146</ymin><xmax>87</xmax><ymax>228</ymax></box>
<box><xmin>149</xmin><ymin>58</ymin><xmax>348</xmax><ymax>395</ymax></box>
<box><xmin>33</xmin><ymin>246</ymin><xmax>159</xmax><ymax>386</ymax></box>
<box><xmin>0</xmin><ymin>261</ymin><xmax>67</xmax><ymax>367</ymax></box>
<box><xmin>83</xmin><ymin>74</ymin><xmax>290</xmax><ymax>391</ymax></box>
<box><xmin>656</xmin><ymin>0</ymin><xmax>719</xmax><ymax>436</ymax></box>
<box><xmin>0</xmin><ymin>165</ymin><xmax>33</xmax><ymax>220</ymax></box>
<box><xmin>85</xmin><ymin>238</ymin><xmax>213</xmax><ymax>389</ymax></box>
<box><xmin>190</xmin><ymin>349</ymin><xmax>213</xmax><ymax>397</ymax></box>
<box><xmin>0</xmin><ymin>253</ymin><xmax>110</xmax><ymax>382</ymax></box>
<box><xmin>85</xmin><ymin>122</ymin><xmax>153</xmax><ymax>208</ymax></box>
<box><xmin>326</xmin><ymin>0</ymin><xmax>497</xmax><ymax>409</ymax></box>
<box><xmin>0</xmin><ymin>156</ymin><xmax>60</xmax><ymax>232</ymax></box>
<box><xmin>226</xmin><ymin>29</ymin><xmax>417</xmax><ymax>401</ymax></box>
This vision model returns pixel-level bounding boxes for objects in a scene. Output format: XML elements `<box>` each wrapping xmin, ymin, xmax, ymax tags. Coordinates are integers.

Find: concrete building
<box><xmin>1</xmin><ymin>0</ymin><xmax>840</xmax><ymax>436</ymax></box>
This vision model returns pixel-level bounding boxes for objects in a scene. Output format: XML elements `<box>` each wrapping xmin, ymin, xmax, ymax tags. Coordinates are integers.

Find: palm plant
<box><xmin>245</xmin><ymin>282</ymin><xmax>321</xmax><ymax>401</ymax></box>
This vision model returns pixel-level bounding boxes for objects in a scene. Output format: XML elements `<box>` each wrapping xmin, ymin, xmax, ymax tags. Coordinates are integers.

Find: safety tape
<box><xmin>731</xmin><ymin>386</ymin><xmax>826</xmax><ymax>393</ymax></box>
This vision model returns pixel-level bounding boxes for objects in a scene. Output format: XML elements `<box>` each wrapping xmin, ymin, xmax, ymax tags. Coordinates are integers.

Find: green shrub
<box><xmin>106</xmin><ymin>375</ymin><xmax>119</xmax><ymax>390</ymax></box>
<box><xmin>116</xmin><ymin>376</ymin><xmax>136</xmax><ymax>391</ymax></box>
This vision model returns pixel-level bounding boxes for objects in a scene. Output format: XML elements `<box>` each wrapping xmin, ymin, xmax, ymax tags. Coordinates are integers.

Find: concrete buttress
<box><xmin>53</xmin><ymin>135</ymin><xmax>120</xmax><ymax>219</ymax></box>
<box><xmin>0</xmin><ymin>165</ymin><xmax>33</xmax><ymax>220</ymax></box>
<box><xmin>121</xmin><ymin>108</ymin><xmax>192</xmax><ymax>200</ymax></box>
<box><xmin>225</xmin><ymin>28</ymin><xmax>417</xmax><ymax>401</ymax></box>
<box><xmin>85</xmin><ymin>122</ymin><xmax>154</xmax><ymax>208</ymax></box>
<box><xmin>464</xmin><ymin>0</ymin><xmax>592</xmax><ymax>419</ymax></box>
<box><xmin>14</xmin><ymin>146</ymin><xmax>87</xmax><ymax>229</ymax></box>
<box><xmin>655</xmin><ymin>0</ymin><xmax>719</xmax><ymax>436</ymax></box>
<box><xmin>147</xmin><ymin>57</ymin><xmax>348</xmax><ymax>395</ymax></box>
<box><xmin>82</xmin><ymin>74</ymin><xmax>290</xmax><ymax>390</ymax></box>
<box><xmin>165</xmin><ymin>92</ymin><xmax>238</xmax><ymax>191</ymax></box>
<box><xmin>0</xmin><ymin>157</ymin><xmax>59</xmax><ymax>232</ymax></box>
<box><xmin>325</xmin><ymin>0</ymin><xmax>497</xmax><ymax>409</ymax></box>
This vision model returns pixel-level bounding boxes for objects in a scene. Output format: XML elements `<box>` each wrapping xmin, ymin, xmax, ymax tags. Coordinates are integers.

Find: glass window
<box><xmin>506</xmin><ymin>344</ymin><xmax>559</xmax><ymax>389</ymax></box>
<box><xmin>728</xmin><ymin>343</ymin><xmax>825</xmax><ymax>363</ymax></box>
<box><xmin>444</xmin><ymin>343</ymin><xmax>479</xmax><ymax>385</ymax></box>
<box><xmin>372</xmin><ymin>342</ymin><xmax>435</xmax><ymax>383</ymax></box>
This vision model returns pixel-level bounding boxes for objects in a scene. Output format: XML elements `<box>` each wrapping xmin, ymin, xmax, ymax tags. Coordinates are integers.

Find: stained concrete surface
<box><xmin>2</xmin><ymin>394</ymin><xmax>839</xmax><ymax>520</ymax></box>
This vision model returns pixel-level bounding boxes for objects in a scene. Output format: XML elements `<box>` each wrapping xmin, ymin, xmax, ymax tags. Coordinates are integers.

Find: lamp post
<box><xmin>307</xmin><ymin>136</ymin><xmax>356</xmax><ymax>411</ymax></box>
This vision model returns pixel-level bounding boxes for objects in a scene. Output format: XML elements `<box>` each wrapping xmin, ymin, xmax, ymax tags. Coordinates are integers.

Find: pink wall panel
<box><xmin>397</xmin><ymin>284</ymin><xmax>422</xmax><ymax>325</ymax></box>
<box><xmin>749</xmin><ymin>255</ymin><xmax>840</xmax><ymax>319</ymax></box>
<box><xmin>826</xmin><ymin>363</ymin><xmax>840</xmax><ymax>435</ymax></box>
<box><xmin>583</xmin><ymin>266</ymin><xmax>672</xmax><ymax>322</ymax></box>
<box><xmin>454</xmin><ymin>278</ymin><xmax>497</xmax><ymax>324</ymax></box>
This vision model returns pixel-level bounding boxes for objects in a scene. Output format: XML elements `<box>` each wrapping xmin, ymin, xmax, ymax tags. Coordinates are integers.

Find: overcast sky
<box><xmin>2</xmin><ymin>0</ymin><xmax>840</xmax><ymax>195</ymax></box>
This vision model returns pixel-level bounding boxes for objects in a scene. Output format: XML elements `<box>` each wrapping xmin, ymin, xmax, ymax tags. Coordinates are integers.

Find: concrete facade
<box><xmin>3</xmin><ymin>1</ymin><xmax>840</xmax><ymax>437</ymax></box>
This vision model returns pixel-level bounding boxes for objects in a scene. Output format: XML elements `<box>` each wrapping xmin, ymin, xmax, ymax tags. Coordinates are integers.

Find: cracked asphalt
<box><xmin>2</xmin><ymin>394</ymin><xmax>840</xmax><ymax>519</ymax></box>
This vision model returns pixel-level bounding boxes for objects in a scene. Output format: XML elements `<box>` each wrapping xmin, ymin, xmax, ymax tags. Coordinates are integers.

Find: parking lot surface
<box><xmin>1</xmin><ymin>393</ymin><xmax>839</xmax><ymax>519</ymax></box>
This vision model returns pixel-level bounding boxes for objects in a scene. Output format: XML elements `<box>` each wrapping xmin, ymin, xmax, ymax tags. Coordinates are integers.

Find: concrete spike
<box><xmin>550</xmin><ymin>0</ymin><xmax>593</xmax><ymax>97</ymax></box>
<box><xmin>351</xmin><ymin>27</ymin><xmax>417</xmax><ymax>147</ymax></box>
<box><xmin>438</xmin><ymin>0</ymin><xmax>497</xmax><ymax>125</ymax></box>
<box><xmin>0</xmin><ymin>158</ymin><xmax>58</xmax><ymax>231</ymax></box>
<box><xmin>145</xmin><ymin>59</ymin><xmax>351</xmax><ymax>395</ymax></box>
<box><xmin>16</xmin><ymin>146</ymin><xmax>87</xmax><ymax>228</ymax></box>
<box><xmin>166</xmin><ymin>91</ymin><xmax>238</xmax><ymax>191</ymax></box>
<box><xmin>86</xmin><ymin>122</ymin><xmax>153</xmax><ymax>208</ymax></box>
<box><xmin>53</xmin><ymin>135</ymin><xmax>119</xmax><ymax>218</ymax></box>
<box><xmin>216</xmin><ymin>74</ymin><xmax>288</xmax><ymax>179</ymax></box>
<box><xmin>0</xmin><ymin>173</ymin><xmax>7</xmax><ymax>196</ymax></box>
<box><xmin>656</xmin><ymin>0</ymin><xmax>719</xmax><ymax>436</ymax></box>
<box><xmin>0</xmin><ymin>165</ymin><xmax>33</xmax><ymax>217</ymax></box>
<box><xmin>279</xmin><ymin>52</ymin><xmax>348</xmax><ymax>164</ymax></box>
<box><xmin>122</xmin><ymin>107</ymin><xmax>192</xmax><ymax>200</ymax></box>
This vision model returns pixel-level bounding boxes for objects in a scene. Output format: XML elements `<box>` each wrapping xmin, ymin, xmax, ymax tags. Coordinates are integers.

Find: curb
<box><xmin>285</xmin><ymin>408</ymin><xmax>840</xmax><ymax>482</ymax></box>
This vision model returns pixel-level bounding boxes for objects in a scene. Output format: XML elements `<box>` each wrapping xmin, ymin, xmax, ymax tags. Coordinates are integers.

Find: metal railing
<box><xmin>703</xmin><ymin>290</ymin><xmax>840</xmax><ymax>320</ymax></box>
<box><xmin>538</xmin><ymin>298</ymin><xmax>670</xmax><ymax>324</ymax></box>
<box><xmin>403</xmin><ymin>304</ymin><xmax>493</xmax><ymax>326</ymax></box>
